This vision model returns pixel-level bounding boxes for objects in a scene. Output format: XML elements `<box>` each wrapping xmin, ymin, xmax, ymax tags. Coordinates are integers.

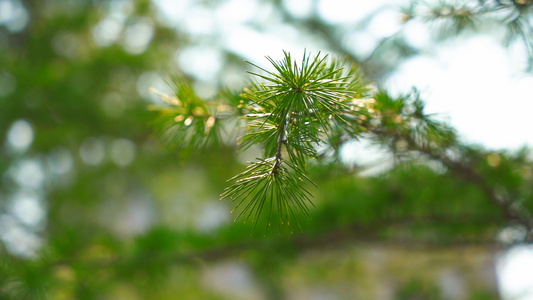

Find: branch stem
<box><xmin>372</xmin><ymin>127</ymin><xmax>533</xmax><ymax>240</ymax></box>
<box><xmin>272</xmin><ymin>117</ymin><xmax>288</xmax><ymax>175</ymax></box>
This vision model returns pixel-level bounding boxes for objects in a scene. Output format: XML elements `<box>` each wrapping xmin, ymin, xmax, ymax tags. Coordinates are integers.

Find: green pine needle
<box><xmin>220</xmin><ymin>157</ymin><xmax>316</xmax><ymax>234</ymax></box>
<box><xmin>150</xmin><ymin>77</ymin><xmax>222</xmax><ymax>153</ymax></box>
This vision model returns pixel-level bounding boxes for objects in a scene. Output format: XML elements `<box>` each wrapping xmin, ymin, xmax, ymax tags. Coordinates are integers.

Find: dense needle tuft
<box><xmin>221</xmin><ymin>50</ymin><xmax>370</xmax><ymax>232</ymax></box>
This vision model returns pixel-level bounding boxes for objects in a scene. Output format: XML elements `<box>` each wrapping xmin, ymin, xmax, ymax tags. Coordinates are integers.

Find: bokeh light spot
<box><xmin>184</xmin><ymin>6</ymin><xmax>215</xmax><ymax>35</ymax></box>
<box><xmin>80</xmin><ymin>137</ymin><xmax>106</xmax><ymax>165</ymax></box>
<box><xmin>123</xmin><ymin>17</ymin><xmax>154</xmax><ymax>54</ymax></box>
<box><xmin>282</xmin><ymin>0</ymin><xmax>313</xmax><ymax>19</ymax></box>
<box><xmin>368</xmin><ymin>9</ymin><xmax>401</xmax><ymax>39</ymax></box>
<box><xmin>0</xmin><ymin>214</ymin><xmax>42</xmax><ymax>257</ymax></box>
<box><xmin>47</xmin><ymin>147</ymin><xmax>74</xmax><ymax>175</ymax></box>
<box><xmin>110</xmin><ymin>138</ymin><xmax>136</xmax><ymax>167</ymax></box>
<box><xmin>6</xmin><ymin>119</ymin><xmax>33</xmax><ymax>153</ymax></box>
<box><xmin>9</xmin><ymin>191</ymin><xmax>46</xmax><ymax>228</ymax></box>
<box><xmin>51</xmin><ymin>31</ymin><xmax>81</xmax><ymax>59</ymax></box>
<box><xmin>497</xmin><ymin>246</ymin><xmax>533</xmax><ymax>300</ymax></box>
<box><xmin>195</xmin><ymin>201</ymin><xmax>229</xmax><ymax>233</ymax></box>
<box><xmin>12</xmin><ymin>159</ymin><xmax>45</xmax><ymax>189</ymax></box>
<box><xmin>176</xmin><ymin>46</ymin><xmax>224</xmax><ymax>82</ymax></box>
<box><xmin>0</xmin><ymin>0</ymin><xmax>29</xmax><ymax>32</ymax></box>
<box><xmin>92</xmin><ymin>15</ymin><xmax>124</xmax><ymax>47</ymax></box>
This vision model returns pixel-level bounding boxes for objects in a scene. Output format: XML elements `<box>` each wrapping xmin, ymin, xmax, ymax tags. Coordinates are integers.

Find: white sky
<box><xmin>387</xmin><ymin>35</ymin><xmax>533</xmax><ymax>150</ymax></box>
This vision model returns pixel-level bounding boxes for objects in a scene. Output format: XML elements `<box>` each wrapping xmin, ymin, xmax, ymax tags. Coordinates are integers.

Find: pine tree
<box><xmin>1</xmin><ymin>0</ymin><xmax>533</xmax><ymax>299</ymax></box>
<box><xmin>152</xmin><ymin>49</ymin><xmax>533</xmax><ymax>238</ymax></box>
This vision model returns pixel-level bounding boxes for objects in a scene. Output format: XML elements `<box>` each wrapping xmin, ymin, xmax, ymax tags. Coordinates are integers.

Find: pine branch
<box><xmin>220</xmin><ymin>51</ymin><xmax>369</xmax><ymax>232</ymax></box>
<box><xmin>369</xmin><ymin>91</ymin><xmax>533</xmax><ymax>241</ymax></box>
<box><xmin>150</xmin><ymin>52</ymin><xmax>533</xmax><ymax>239</ymax></box>
<box><xmin>401</xmin><ymin>0</ymin><xmax>533</xmax><ymax>68</ymax></box>
<box><xmin>149</xmin><ymin>77</ymin><xmax>224</xmax><ymax>153</ymax></box>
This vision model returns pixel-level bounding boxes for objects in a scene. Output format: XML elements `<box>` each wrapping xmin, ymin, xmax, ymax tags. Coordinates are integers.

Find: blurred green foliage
<box><xmin>0</xmin><ymin>0</ymin><xmax>532</xmax><ymax>299</ymax></box>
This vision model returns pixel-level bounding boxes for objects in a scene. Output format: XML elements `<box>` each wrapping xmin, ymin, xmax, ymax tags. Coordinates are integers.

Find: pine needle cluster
<box><xmin>222</xmin><ymin>51</ymin><xmax>371</xmax><ymax>232</ymax></box>
<box><xmin>153</xmin><ymin>51</ymin><xmax>372</xmax><ymax>232</ymax></box>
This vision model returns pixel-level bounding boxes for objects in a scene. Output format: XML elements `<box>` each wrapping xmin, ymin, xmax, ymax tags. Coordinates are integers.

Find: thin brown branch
<box><xmin>272</xmin><ymin>117</ymin><xmax>288</xmax><ymax>175</ymax></box>
<box><xmin>371</xmin><ymin>127</ymin><xmax>533</xmax><ymax>240</ymax></box>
